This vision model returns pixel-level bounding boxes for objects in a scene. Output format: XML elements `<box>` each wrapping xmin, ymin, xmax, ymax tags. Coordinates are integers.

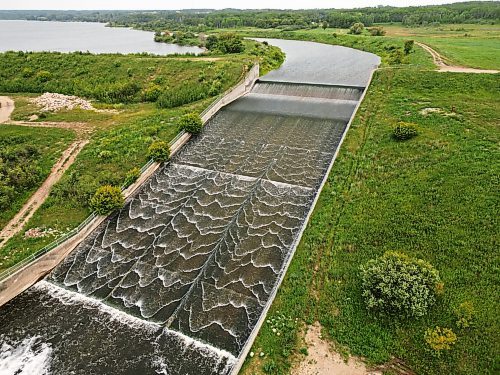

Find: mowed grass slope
<box><xmin>0</xmin><ymin>125</ymin><xmax>74</xmax><ymax>230</ymax></box>
<box><xmin>244</xmin><ymin>70</ymin><xmax>499</xmax><ymax>374</ymax></box>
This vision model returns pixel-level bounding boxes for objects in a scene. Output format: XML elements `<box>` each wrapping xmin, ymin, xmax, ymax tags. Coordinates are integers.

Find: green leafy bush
<box><xmin>178</xmin><ymin>113</ymin><xmax>203</xmax><ymax>135</ymax></box>
<box><xmin>455</xmin><ymin>301</ymin><xmax>475</xmax><ymax>329</ymax></box>
<box><xmin>147</xmin><ymin>140</ymin><xmax>170</xmax><ymax>162</ymax></box>
<box><xmin>348</xmin><ymin>22</ymin><xmax>365</xmax><ymax>35</ymax></box>
<box><xmin>369</xmin><ymin>27</ymin><xmax>386</xmax><ymax>36</ymax></box>
<box><xmin>360</xmin><ymin>251</ymin><xmax>442</xmax><ymax>318</ymax></box>
<box><xmin>123</xmin><ymin>167</ymin><xmax>140</xmax><ymax>187</ymax></box>
<box><xmin>90</xmin><ymin>185</ymin><xmax>124</xmax><ymax>215</ymax></box>
<box><xmin>424</xmin><ymin>327</ymin><xmax>457</xmax><ymax>355</ymax></box>
<box><xmin>206</xmin><ymin>33</ymin><xmax>244</xmax><ymax>54</ymax></box>
<box><xmin>404</xmin><ymin>40</ymin><xmax>415</xmax><ymax>55</ymax></box>
<box><xmin>393</xmin><ymin>122</ymin><xmax>418</xmax><ymax>140</ymax></box>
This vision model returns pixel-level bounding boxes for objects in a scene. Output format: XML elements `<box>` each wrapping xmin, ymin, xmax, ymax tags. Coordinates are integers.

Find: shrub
<box><xmin>456</xmin><ymin>301</ymin><xmax>475</xmax><ymax>329</ymax></box>
<box><xmin>206</xmin><ymin>33</ymin><xmax>244</xmax><ymax>54</ymax></box>
<box><xmin>425</xmin><ymin>327</ymin><xmax>457</xmax><ymax>355</ymax></box>
<box><xmin>36</xmin><ymin>70</ymin><xmax>52</xmax><ymax>82</ymax></box>
<box><xmin>147</xmin><ymin>140</ymin><xmax>170</xmax><ymax>162</ymax></box>
<box><xmin>349</xmin><ymin>22</ymin><xmax>365</xmax><ymax>35</ymax></box>
<box><xmin>123</xmin><ymin>167</ymin><xmax>140</xmax><ymax>187</ymax></box>
<box><xmin>360</xmin><ymin>251</ymin><xmax>442</xmax><ymax>318</ymax></box>
<box><xmin>369</xmin><ymin>27</ymin><xmax>386</xmax><ymax>36</ymax></box>
<box><xmin>404</xmin><ymin>40</ymin><xmax>415</xmax><ymax>55</ymax></box>
<box><xmin>393</xmin><ymin>122</ymin><xmax>418</xmax><ymax>140</ymax></box>
<box><xmin>142</xmin><ymin>84</ymin><xmax>162</xmax><ymax>102</ymax></box>
<box><xmin>178</xmin><ymin>113</ymin><xmax>203</xmax><ymax>135</ymax></box>
<box><xmin>90</xmin><ymin>185</ymin><xmax>124</xmax><ymax>215</ymax></box>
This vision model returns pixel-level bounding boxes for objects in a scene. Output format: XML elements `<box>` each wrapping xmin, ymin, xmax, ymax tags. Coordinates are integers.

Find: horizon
<box><xmin>0</xmin><ymin>0</ymin><xmax>492</xmax><ymax>11</ymax></box>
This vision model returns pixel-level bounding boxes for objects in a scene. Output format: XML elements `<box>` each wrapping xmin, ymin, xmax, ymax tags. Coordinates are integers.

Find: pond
<box><xmin>0</xmin><ymin>20</ymin><xmax>203</xmax><ymax>55</ymax></box>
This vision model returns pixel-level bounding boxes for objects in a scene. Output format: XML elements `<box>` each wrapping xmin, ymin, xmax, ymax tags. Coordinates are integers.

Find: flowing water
<box><xmin>0</xmin><ymin>39</ymin><xmax>380</xmax><ymax>375</ymax></box>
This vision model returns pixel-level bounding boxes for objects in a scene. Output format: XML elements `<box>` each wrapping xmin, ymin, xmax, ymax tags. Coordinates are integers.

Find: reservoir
<box><xmin>0</xmin><ymin>20</ymin><xmax>203</xmax><ymax>55</ymax></box>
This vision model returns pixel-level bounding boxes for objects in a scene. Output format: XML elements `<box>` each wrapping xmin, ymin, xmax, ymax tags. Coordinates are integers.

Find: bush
<box><xmin>147</xmin><ymin>140</ymin><xmax>170</xmax><ymax>162</ymax></box>
<box><xmin>455</xmin><ymin>301</ymin><xmax>475</xmax><ymax>329</ymax></box>
<box><xmin>404</xmin><ymin>40</ymin><xmax>415</xmax><ymax>55</ymax></box>
<box><xmin>349</xmin><ymin>22</ymin><xmax>365</xmax><ymax>35</ymax></box>
<box><xmin>206</xmin><ymin>33</ymin><xmax>244</xmax><ymax>54</ymax></box>
<box><xmin>90</xmin><ymin>185</ymin><xmax>124</xmax><ymax>215</ymax></box>
<box><xmin>123</xmin><ymin>167</ymin><xmax>140</xmax><ymax>187</ymax></box>
<box><xmin>369</xmin><ymin>27</ymin><xmax>386</xmax><ymax>36</ymax></box>
<box><xmin>425</xmin><ymin>327</ymin><xmax>457</xmax><ymax>355</ymax></box>
<box><xmin>393</xmin><ymin>122</ymin><xmax>418</xmax><ymax>140</ymax></box>
<box><xmin>360</xmin><ymin>251</ymin><xmax>442</xmax><ymax>318</ymax></box>
<box><xmin>178</xmin><ymin>113</ymin><xmax>203</xmax><ymax>135</ymax></box>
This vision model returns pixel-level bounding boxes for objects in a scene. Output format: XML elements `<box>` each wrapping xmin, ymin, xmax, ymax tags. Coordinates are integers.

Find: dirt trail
<box><xmin>416</xmin><ymin>42</ymin><xmax>498</xmax><ymax>74</ymax></box>
<box><xmin>0</xmin><ymin>139</ymin><xmax>89</xmax><ymax>248</ymax></box>
<box><xmin>0</xmin><ymin>96</ymin><xmax>15</xmax><ymax>123</ymax></box>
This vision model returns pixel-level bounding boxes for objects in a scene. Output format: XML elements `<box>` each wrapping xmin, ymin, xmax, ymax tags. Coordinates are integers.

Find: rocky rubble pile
<box><xmin>32</xmin><ymin>93</ymin><xmax>95</xmax><ymax>112</ymax></box>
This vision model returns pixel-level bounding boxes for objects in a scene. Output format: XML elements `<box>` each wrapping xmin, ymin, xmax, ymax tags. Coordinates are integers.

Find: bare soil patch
<box><xmin>31</xmin><ymin>93</ymin><xmax>118</xmax><ymax>114</ymax></box>
<box><xmin>292</xmin><ymin>323</ymin><xmax>381</xmax><ymax>375</ymax></box>
<box><xmin>0</xmin><ymin>96</ymin><xmax>15</xmax><ymax>123</ymax></box>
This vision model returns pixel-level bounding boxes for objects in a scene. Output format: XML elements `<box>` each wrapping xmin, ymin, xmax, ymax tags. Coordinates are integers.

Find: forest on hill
<box><xmin>0</xmin><ymin>2</ymin><xmax>498</xmax><ymax>31</ymax></box>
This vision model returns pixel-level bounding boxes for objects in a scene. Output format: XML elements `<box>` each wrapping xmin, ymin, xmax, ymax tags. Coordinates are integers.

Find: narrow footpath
<box><xmin>416</xmin><ymin>42</ymin><xmax>498</xmax><ymax>74</ymax></box>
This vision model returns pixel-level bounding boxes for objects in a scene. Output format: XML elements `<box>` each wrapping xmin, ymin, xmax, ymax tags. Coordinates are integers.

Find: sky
<box><xmin>0</xmin><ymin>0</ymin><xmax>486</xmax><ymax>10</ymax></box>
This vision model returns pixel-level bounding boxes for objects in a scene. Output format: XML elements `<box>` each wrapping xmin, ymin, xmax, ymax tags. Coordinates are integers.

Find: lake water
<box><xmin>0</xmin><ymin>20</ymin><xmax>203</xmax><ymax>55</ymax></box>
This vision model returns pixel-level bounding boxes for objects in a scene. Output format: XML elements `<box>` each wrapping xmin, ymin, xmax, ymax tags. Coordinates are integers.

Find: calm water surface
<box><xmin>0</xmin><ymin>20</ymin><xmax>203</xmax><ymax>55</ymax></box>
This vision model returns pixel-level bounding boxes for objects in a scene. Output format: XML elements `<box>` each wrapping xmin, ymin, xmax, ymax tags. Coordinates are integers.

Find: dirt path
<box><xmin>0</xmin><ymin>139</ymin><xmax>89</xmax><ymax>248</ymax></box>
<box><xmin>0</xmin><ymin>96</ymin><xmax>15</xmax><ymax>123</ymax></box>
<box><xmin>416</xmin><ymin>42</ymin><xmax>498</xmax><ymax>74</ymax></box>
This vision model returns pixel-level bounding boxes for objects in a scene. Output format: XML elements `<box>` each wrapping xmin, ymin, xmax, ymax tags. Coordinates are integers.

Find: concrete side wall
<box><xmin>201</xmin><ymin>64</ymin><xmax>260</xmax><ymax>123</ymax></box>
<box><xmin>0</xmin><ymin>65</ymin><xmax>260</xmax><ymax>308</ymax></box>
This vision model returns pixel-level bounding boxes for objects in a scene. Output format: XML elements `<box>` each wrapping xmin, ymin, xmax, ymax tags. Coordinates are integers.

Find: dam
<box><xmin>0</xmin><ymin>40</ymin><xmax>380</xmax><ymax>375</ymax></box>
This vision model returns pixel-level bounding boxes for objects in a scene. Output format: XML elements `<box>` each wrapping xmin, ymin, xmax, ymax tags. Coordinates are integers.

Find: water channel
<box><xmin>0</xmin><ymin>39</ymin><xmax>380</xmax><ymax>375</ymax></box>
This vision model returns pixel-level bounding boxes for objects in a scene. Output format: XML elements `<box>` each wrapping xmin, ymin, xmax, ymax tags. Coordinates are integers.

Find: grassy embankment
<box><xmin>0</xmin><ymin>42</ymin><xmax>285</xmax><ymax>271</ymax></box>
<box><xmin>241</xmin><ymin>28</ymin><xmax>499</xmax><ymax>375</ymax></box>
<box><xmin>0</xmin><ymin>125</ymin><xmax>74</xmax><ymax>229</ymax></box>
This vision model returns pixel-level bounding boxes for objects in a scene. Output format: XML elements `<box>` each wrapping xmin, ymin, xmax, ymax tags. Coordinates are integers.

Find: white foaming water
<box><xmin>34</xmin><ymin>280</ymin><xmax>161</xmax><ymax>333</ymax></box>
<box><xmin>163</xmin><ymin>327</ymin><xmax>237</xmax><ymax>366</ymax></box>
<box><xmin>0</xmin><ymin>335</ymin><xmax>52</xmax><ymax>375</ymax></box>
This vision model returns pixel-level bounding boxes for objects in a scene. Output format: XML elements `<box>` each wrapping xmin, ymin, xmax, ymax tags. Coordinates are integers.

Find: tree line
<box><xmin>0</xmin><ymin>2</ymin><xmax>498</xmax><ymax>30</ymax></box>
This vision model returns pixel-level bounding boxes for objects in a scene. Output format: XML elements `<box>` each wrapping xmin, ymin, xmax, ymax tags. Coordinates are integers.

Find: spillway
<box><xmin>0</xmin><ymin>40</ymin><xmax>380</xmax><ymax>374</ymax></box>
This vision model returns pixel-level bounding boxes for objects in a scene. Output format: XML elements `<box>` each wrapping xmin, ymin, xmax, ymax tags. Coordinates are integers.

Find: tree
<box><xmin>404</xmin><ymin>40</ymin><xmax>415</xmax><ymax>55</ymax></box>
<box><xmin>147</xmin><ymin>140</ymin><xmax>170</xmax><ymax>162</ymax></box>
<box><xmin>90</xmin><ymin>185</ymin><xmax>124</xmax><ymax>215</ymax></box>
<box><xmin>178</xmin><ymin>113</ymin><xmax>203</xmax><ymax>135</ymax></box>
<box><xmin>348</xmin><ymin>22</ymin><xmax>365</xmax><ymax>35</ymax></box>
<box><xmin>322</xmin><ymin>22</ymin><xmax>329</xmax><ymax>30</ymax></box>
<box><xmin>205</xmin><ymin>33</ymin><xmax>244</xmax><ymax>54</ymax></box>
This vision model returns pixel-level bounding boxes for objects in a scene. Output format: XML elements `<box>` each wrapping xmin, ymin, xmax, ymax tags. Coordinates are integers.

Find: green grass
<box><xmin>243</xmin><ymin>70</ymin><xmax>499</xmax><ymax>374</ymax></box>
<box><xmin>0</xmin><ymin>125</ymin><xmax>74</xmax><ymax>230</ymax></box>
<box><xmin>382</xmin><ymin>23</ymin><xmax>500</xmax><ymax>70</ymax></box>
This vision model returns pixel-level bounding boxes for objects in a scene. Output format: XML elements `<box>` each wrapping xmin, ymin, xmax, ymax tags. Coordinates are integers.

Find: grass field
<box><xmin>0</xmin><ymin>125</ymin><xmax>74</xmax><ymax>230</ymax></box>
<box><xmin>243</xmin><ymin>69</ymin><xmax>499</xmax><ymax>374</ymax></box>
<box><xmin>382</xmin><ymin>23</ymin><xmax>500</xmax><ymax>70</ymax></box>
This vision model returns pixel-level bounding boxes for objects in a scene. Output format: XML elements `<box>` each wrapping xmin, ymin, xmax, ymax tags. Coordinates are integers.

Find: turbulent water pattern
<box><xmin>0</xmin><ymin>40</ymin><xmax>379</xmax><ymax>375</ymax></box>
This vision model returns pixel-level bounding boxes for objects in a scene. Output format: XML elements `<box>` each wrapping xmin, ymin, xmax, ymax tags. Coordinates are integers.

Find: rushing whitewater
<box><xmin>0</xmin><ymin>40</ymin><xmax>380</xmax><ymax>374</ymax></box>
